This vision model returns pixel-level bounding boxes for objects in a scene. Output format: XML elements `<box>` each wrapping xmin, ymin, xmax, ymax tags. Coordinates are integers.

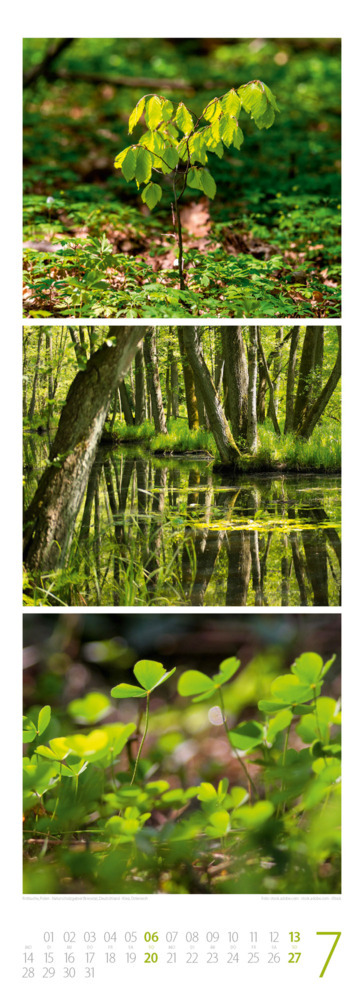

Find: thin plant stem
<box><xmin>130</xmin><ymin>693</ymin><xmax>150</xmax><ymax>785</ymax></box>
<box><xmin>218</xmin><ymin>689</ymin><xmax>257</xmax><ymax>800</ymax></box>
<box><xmin>172</xmin><ymin>181</ymin><xmax>185</xmax><ymax>290</ymax></box>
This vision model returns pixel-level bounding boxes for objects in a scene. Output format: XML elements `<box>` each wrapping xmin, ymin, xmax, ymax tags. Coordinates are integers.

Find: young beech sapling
<box><xmin>114</xmin><ymin>82</ymin><xmax>279</xmax><ymax>289</ymax></box>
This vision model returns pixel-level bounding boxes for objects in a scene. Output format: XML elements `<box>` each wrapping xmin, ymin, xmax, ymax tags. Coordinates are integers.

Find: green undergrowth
<box><xmin>23</xmin><ymin>652</ymin><xmax>341</xmax><ymax>894</ymax></box>
<box><xmin>104</xmin><ymin>417</ymin><xmax>340</xmax><ymax>471</ymax></box>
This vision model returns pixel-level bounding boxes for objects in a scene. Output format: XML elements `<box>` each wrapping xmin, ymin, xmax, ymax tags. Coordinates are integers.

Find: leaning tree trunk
<box><xmin>23</xmin><ymin>327</ymin><xmax>144</xmax><ymax>576</ymax></box>
<box><xmin>284</xmin><ymin>326</ymin><xmax>300</xmax><ymax>434</ymax></box>
<box><xmin>143</xmin><ymin>329</ymin><xmax>167</xmax><ymax>434</ymax></box>
<box><xmin>221</xmin><ymin>326</ymin><xmax>248</xmax><ymax>440</ymax></box>
<box><xmin>182</xmin><ymin>328</ymin><xmax>241</xmax><ymax>463</ymax></box>
<box><xmin>297</xmin><ymin>327</ymin><xmax>341</xmax><ymax>439</ymax></box>
<box><xmin>247</xmin><ymin>327</ymin><xmax>258</xmax><ymax>455</ymax></box>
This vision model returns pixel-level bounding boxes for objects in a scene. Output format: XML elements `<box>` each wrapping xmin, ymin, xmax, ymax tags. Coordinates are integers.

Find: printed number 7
<box><xmin>316</xmin><ymin>932</ymin><xmax>341</xmax><ymax>978</ymax></box>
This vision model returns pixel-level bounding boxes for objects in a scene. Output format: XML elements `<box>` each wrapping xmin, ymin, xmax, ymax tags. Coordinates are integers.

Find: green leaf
<box><xmin>145</xmin><ymin>96</ymin><xmax>163</xmax><ymax>130</ymax></box>
<box><xmin>187</xmin><ymin>167</ymin><xmax>203</xmax><ymax>191</ymax></box>
<box><xmin>263</xmin><ymin>83</ymin><xmax>279</xmax><ymax>112</ymax></box>
<box><xmin>189</xmin><ymin>133</ymin><xmax>208</xmax><ymax>165</ymax></box>
<box><xmin>221</xmin><ymin>89</ymin><xmax>241</xmax><ymax>117</ymax></box>
<box><xmin>203</xmin><ymin>99</ymin><xmax>222</xmax><ymax>124</ymax></box>
<box><xmin>161</xmin><ymin>145</ymin><xmax>179</xmax><ymax>170</ymax></box>
<box><xmin>205</xmin><ymin>810</ymin><xmax>231</xmax><ymax>836</ymax></box>
<box><xmin>292</xmin><ymin>653</ymin><xmax>323</xmax><ymax>685</ymax></box>
<box><xmin>68</xmin><ymin>692</ymin><xmax>111</xmax><ymax>724</ymax></box>
<box><xmin>160</xmin><ymin>98</ymin><xmax>174</xmax><ymax>121</ymax></box>
<box><xmin>199</xmin><ymin>168</ymin><xmax>217</xmax><ymax>199</ymax></box>
<box><xmin>35</xmin><ymin>737</ymin><xmax>71</xmax><ymax>761</ymax></box>
<box><xmin>134</xmin><ymin>659</ymin><xmax>167</xmax><ymax>691</ymax></box>
<box><xmin>266</xmin><ymin>709</ymin><xmax>293</xmax><ymax>743</ymax></box>
<box><xmin>63</xmin><ymin>731</ymin><xmax>109</xmax><ymax>759</ymax></box>
<box><xmin>37</xmin><ymin>705</ymin><xmax>51</xmax><ymax>736</ymax></box>
<box><xmin>23</xmin><ymin>717</ymin><xmax>37</xmax><ymax>743</ymax></box>
<box><xmin>135</xmin><ymin>148</ymin><xmax>152</xmax><ymax>185</ymax></box>
<box><xmin>141</xmin><ymin>182</ymin><xmax>162</xmax><ymax>210</ymax></box>
<box><xmin>178</xmin><ymin>670</ymin><xmax>214</xmax><ymax>698</ymax></box>
<box><xmin>111</xmin><ymin>682</ymin><xmax>146</xmax><ymax>699</ymax></box>
<box><xmin>214</xmin><ymin>656</ymin><xmax>240</xmax><ymax>685</ymax></box>
<box><xmin>115</xmin><ymin>146</ymin><xmax>137</xmax><ymax>181</ymax></box>
<box><xmin>104</xmin><ymin>723</ymin><xmax>136</xmax><ymax>756</ymax></box>
<box><xmin>232</xmin><ymin>126</ymin><xmax>244</xmax><ymax>149</ymax></box>
<box><xmin>197</xmin><ymin>782</ymin><xmax>217</xmax><ymax>802</ymax></box>
<box><xmin>321</xmin><ymin>655</ymin><xmax>336</xmax><ymax>677</ymax></box>
<box><xmin>175</xmin><ymin>102</ymin><xmax>194</xmax><ymax>135</ymax></box>
<box><xmin>239</xmin><ymin>82</ymin><xmax>268</xmax><ymax>120</ymax></box>
<box><xmin>219</xmin><ymin>114</ymin><xmax>238</xmax><ymax>147</ymax></box>
<box><xmin>271</xmin><ymin>675</ymin><xmax>314</xmax><ymax>705</ymax></box>
<box><xmin>230</xmin><ymin>720</ymin><xmax>264</xmax><ymax>752</ymax></box>
<box><xmin>253</xmin><ymin>104</ymin><xmax>275</xmax><ymax>130</ymax></box>
<box><xmin>128</xmin><ymin>97</ymin><xmax>145</xmax><ymax>133</ymax></box>
<box><xmin>233</xmin><ymin>801</ymin><xmax>274</xmax><ymax>829</ymax></box>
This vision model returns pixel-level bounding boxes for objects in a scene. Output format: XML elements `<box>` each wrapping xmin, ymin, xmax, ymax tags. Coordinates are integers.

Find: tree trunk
<box><xmin>177</xmin><ymin>328</ymin><xmax>199</xmax><ymax>430</ymax></box>
<box><xmin>247</xmin><ymin>327</ymin><xmax>258</xmax><ymax>454</ymax></box>
<box><xmin>256</xmin><ymin>327</ymin><xmax>281</xmax><ymax>436</ymax></box>
<box><xmin>170</xmin><ymin>345</ymin><xmax>179</xmax><ymax>418</ymax></box>
<box><xmin>284</xmin><ymin>326</ymin><xmax>300</xmax><ymax>434</ymax></box>
<box><xmin>221</xmin><ymin>326</ymin><xmax>248</xmax><ymax>440</ymax></box>
<box><xmin>293</xmin><ymin>326</ymin><xmax>323</xmax><ymax>431</ymax></box>
<box><xmin>297</xmin><ymin>327</ymin><xmax>341</xmax><ymax>439</ymax></box>
<box><xmin>182</xmin><ymin>328</ymin><xmax>241</xmax><ymax>463</ymax></box>
<box><xmin>23</xmin><ymin>327</ymin><xmax>144</xmax><ymax>575</ymax></box>
<box><xmin>119</xmin><ymin>380</ymin><xmax>134</xmax><ymax>425</ymax></box>
<box><xmin>27</xmin><ymin>330</ymin><xmax>43</xmax><ymax>423</ymax></box>
<box><xmin>134</xmin><ymin>348</ymin><xmax>147</xmax><ymax>425</ymax></box>
<box><xmin>143</xmin><ymin>329</ymin><xmax>167</xmax><ymax>434</ymax></box>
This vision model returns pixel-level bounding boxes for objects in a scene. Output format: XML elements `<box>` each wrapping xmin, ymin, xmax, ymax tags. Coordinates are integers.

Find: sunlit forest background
<box><xmin>23</xmin><ymin>38</ymin><xmax>341</xmax><ymax>318</ymax></box>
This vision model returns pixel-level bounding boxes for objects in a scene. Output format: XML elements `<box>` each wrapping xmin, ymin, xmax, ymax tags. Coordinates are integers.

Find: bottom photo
<box><xmin>23</xmin><ymin>612</ymin><xmax>341</xmax><ymax>896</ymax></box>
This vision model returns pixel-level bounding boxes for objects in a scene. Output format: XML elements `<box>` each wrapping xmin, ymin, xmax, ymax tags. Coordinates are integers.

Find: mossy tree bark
<box><xmin>134</xmin><ymin>348</ymin><xmax>147</xmax><ymax>425</ymax></box>
<box><xmin>284</xmin><ymin>326</ymin><xmax>300</xmax><ymax>434</ymax></box>
<box><xmin>182</xmin><ymin>327</ymin><xmax>241</xmax><ymax>463</ymax></box>
<box><xmin>23</xmin><ymin>327</ymin><xmax>144</xmax><ymax>576</ymax></box>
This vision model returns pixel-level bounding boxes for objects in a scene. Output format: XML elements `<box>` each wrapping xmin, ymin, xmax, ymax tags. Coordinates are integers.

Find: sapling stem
<box><xmin>218</xmin><ymin>689</ymin><xmax>257</xmax><ymax>800</ymax></box>
<box><xmin>130</xmin><ymin>692</ymin><xmax>150</xmax><ymax>785</ymax></box>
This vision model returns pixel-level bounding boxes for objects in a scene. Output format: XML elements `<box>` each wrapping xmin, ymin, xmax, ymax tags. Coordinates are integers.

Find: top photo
<box><xmin>23</xmin><ymin>37</ymin><xmax>341</xmax><ymax>320</ymax></box>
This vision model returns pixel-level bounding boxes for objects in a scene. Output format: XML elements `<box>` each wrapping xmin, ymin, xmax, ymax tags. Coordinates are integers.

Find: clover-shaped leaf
<box><xmin>178</xmin><ymin>656</ymin><xmax>240</xmax><ymax>702</ymax></box>
<box><xmin>111</xmin><ymin>660</ymin><xmax>176</xmax><ymax>699</ymax></box>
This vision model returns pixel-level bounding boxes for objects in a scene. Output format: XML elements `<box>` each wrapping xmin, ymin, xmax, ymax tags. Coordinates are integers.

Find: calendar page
<box><xmin>3</xmin><ymin>1</ymin><xmax>361</xmax><ymax>996</ymax></box>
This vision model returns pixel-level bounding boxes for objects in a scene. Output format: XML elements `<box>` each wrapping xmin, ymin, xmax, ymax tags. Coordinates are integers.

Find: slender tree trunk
<box><xmin>297</xmin><ymin>327</ymin><xmax>341</xmax><ymax>439</ymax></box>
<box><xmin>27</xmin><ymin>330</ymin><xmax>43</xmax><ymax>423</ymax></box>
<box><xmin>256</xmin><ymin>327</ymin><xmax>281</xmax><ymax>436</ymax></box>
<box><xmin>23</xmin><ymin>328</ymin><xmax>144</xmax><ymax>575</ymax></box>
<box><xmin>119</xmin><ymin>380</ymin><xmax>134</xmax><ymax>425</ymax></box>
<box><xmin>177</xmin><ymin>328</ymin><xmax>199</xmax><ymax>430</ymax></box>
<box><xmin>247</xmin><ymin>327</ymin><xmax>258</xmax><ymax>454</ymax></box>
<box><xmin>221</xmin><ymin>326</ymin><xmax>248</xmax><ymax>440</ymax></box>
<box><xmin>169</xmin><ymin>345</ymin><xmax>179</xmax><ymax>417</ymax></box>
<box><xmin>257</xmin><ymin>357</ymin><xmax>267</xmax><ymax>424</ymax></box>
<box><xmin>182</xmin><ymin>328</ymin><xmax>241</xmax><ymax>463</ymax></box>
<box><xmin>143</xmin><ymin>329</ymin><xmax>167</xmax><ymax>434</ymax></box>
<box><xmin>134</xmin><ymin>348</ymin><xmax>147</xmax><ymax>425</ymax></box>
<box><xmin>284</xmin><ymin>326</ymin><xmax>300</xmax><ymax>434</ymax></box>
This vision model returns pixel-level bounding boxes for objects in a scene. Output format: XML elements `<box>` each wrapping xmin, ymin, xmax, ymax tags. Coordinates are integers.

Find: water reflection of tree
<box><xmin>39</xmin><ymin>448</ymin><xmax>340</xmax><ymax>607</ymax></box>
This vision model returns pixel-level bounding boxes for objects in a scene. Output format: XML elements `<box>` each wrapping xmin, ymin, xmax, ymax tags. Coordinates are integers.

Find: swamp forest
<box><xmin>23</xmin><ymin>324</ymin><xmax>341</xmax><ymax>608</ymax></box>
<box><xmin>23</xmin><ymin>37</ymin><xmax>341</xmax><ymax>319</ymax></box>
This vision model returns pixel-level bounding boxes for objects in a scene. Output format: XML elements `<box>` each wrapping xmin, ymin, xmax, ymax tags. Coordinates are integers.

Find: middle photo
<box><xmin>23</xmin><ymin>323</ymin><xmax>341</xmax><ymax>608</ymax></box>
